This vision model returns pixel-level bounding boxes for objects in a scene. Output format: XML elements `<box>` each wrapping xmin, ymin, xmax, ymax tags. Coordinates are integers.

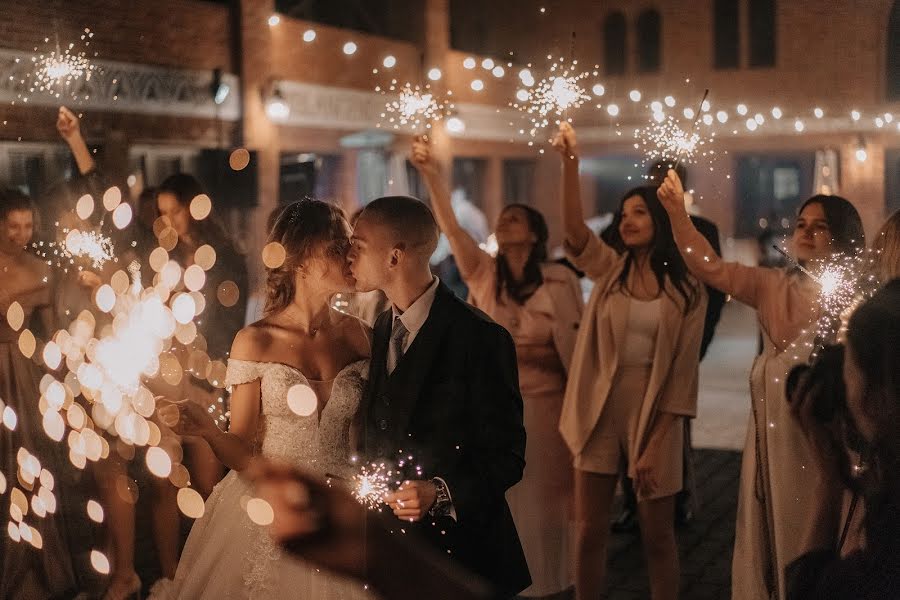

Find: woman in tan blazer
<box><xmin>410</xmin><ymin>136</ymin><xmax>583</xmax><ymax>598</ymax></box>
<box><xmin>553</xmin><ymin>124</ymin><xmax>706</xmax><ymax>600</ymax></box>
<box><xmin>656</xmin><ymin>170</ymin><xmax>865</xmax><ymax>600</ymax></box>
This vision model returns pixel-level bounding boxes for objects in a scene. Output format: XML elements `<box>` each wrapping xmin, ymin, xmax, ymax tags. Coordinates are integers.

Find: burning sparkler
<box><xmin>351</xmin><ymin>462</ymin><xmax>394</xmax><ymax>510</ymax></box>
<box><xmin>510</xmin><ymin>55</ymin><xmax>593</xmax><ymax>138</ymax></box>
<box><xmin>15</xmin><ymin>29</ymin><xmax>99</xmax><ymax>104</ymax></box>
<box><xmin>377</xmin><ymin>81</ymin><xmax>454</xmax><ymax>131</ymax></box>
<box><xmin>634</xmin><ymin>114</ymin><xmax>715</xmax><ymax>168</ymax></box>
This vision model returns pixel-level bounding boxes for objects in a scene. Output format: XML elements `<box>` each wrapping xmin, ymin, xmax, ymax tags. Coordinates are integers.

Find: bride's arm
<box><xmin>202</xmin><ymin>380</ymin><xmax>261</xmax><ymax>472</ymax></box>
<box><xmin>157</xmin><ymin>330</ymin><xmax>261</xmax><ymax>472</ymax></box>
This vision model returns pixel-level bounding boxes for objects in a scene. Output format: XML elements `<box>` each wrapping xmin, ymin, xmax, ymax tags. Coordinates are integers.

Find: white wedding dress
<box><xmin>152</xmin><ymin>358</ymin><xmax>374</xmax><ymax>600</ymax></box>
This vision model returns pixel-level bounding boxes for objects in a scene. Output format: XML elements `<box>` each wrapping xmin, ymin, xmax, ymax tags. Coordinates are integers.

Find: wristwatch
<box><xmin>429</xmin><ymin>477</ymin><xmax>452</xmax><ymax>517</ymax></box>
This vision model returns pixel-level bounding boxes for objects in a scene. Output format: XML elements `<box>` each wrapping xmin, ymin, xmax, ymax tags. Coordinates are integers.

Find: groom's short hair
<box><xmin>361</xmin><ymin>196</ymin><xmax>439</xmax><ymax>255</ymax></box>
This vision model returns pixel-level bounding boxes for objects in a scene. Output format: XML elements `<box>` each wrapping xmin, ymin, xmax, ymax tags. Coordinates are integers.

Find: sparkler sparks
<box><xmin>377</xmin><ymin>82</ymin><xmax>454</xmax><ymax>131</ymax></box>
<box><xmin>634</xmin><ymin>115</ymin><xmax>714</xmax><ymax>167</ymax></box>
<box><xmin>510</xmin><ymin>56</ymin><xmax>593</xmax><ymax>138</ymax></box>
<box><xmin>352</xmin><ymin>462</ymin><xmax>393</xmax><ymax>510</ymax></box>
<box><xmin>14</xmin><ymin>29</ymin><xmax>99</xmax><ymax>104</ymax></box>
<box><xmin>61</xmin><ymin>228</ymin><xmax>115</xmax><ymax>269</ymax></box>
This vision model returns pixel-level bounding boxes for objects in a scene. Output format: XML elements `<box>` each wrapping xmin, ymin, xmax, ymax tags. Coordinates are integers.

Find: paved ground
<box><xmin>605</xmin><ymin>448</ymin><xmax>741</xmax><ymax>600</ymax></box>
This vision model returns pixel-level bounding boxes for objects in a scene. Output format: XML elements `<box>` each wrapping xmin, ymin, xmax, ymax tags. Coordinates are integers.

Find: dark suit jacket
<box><xmin>362</xmin><ymin>282</ymin><xmax>531</xmax><ymax>596</ymax></box>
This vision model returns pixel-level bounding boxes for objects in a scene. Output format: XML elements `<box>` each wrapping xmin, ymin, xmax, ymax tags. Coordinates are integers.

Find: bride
<box><xmin>151</xmin><ymin>199</ymin><xmax>373</xmax><ymax>599</ymax></box>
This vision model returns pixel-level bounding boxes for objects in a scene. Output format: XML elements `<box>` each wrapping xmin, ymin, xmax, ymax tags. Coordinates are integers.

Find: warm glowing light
<box><xmin>86</xmin><ymin>550</ymin><xmax>111</xmax><ymax>576</ymax></box>
<box><xmin>814</xmin><ymin>107</ymin><xmax>824</xmax><ymax>118</ymax></box>
<box><xmin>189</xmin><ymin>194</ymin><xmax>212</xmax><ymax>221</ymax></box>
<box><xmin>463</xmin><ymin>57</ymin><xmax>476</xmax><ymax>69</ymax></box>
<box><xmin>736</xmin><ymin>103</ymin><xmax>748</xmax><ymax>115</ymax></box>
<box><xmin>607</xmin><ymin>104</ymin><xmax>619</xmax><ymax>116</ymax></box>
<box><xmin>794</xmin><ymin>119</ymin><xmax>805</xmax><ymax>132</ymax></box>
<box><xmin>664</xmin><ymin>96</ymin><xmax>676</xmax><ymax>107</ymax></box>
<box><xmin>87</xmin><ymin>500</ymin><xmax>104</xmax><ymax>523</ymax></box>
<box><xmin>481</xmin><ymin>58</ymin><xmax>494</xmax><ymax>70</ymax></box>
<box><xmin>112</xmin><ymin>203</ymin><xmax>132</xmax><ymax>229</ymax></box>
<box><xmin>268</xmin><ymin>14</ymin><xmax>280</xmax><ymax>26</ymax></box>
<box><xmin>177</xmin><ymin>487</ymin><xmax>205</xmax><ymax>519</ymax></box>
<box><xmin>229</xmin><ymin>149</ymin><xmax>250</xmax><ymax>171</ymax></box>
<box><xmin>427</xmin><ymin>68</ymin><xmax>442</xmax><ymax>81</ymax></box>
<box><xmin>716</xmin><ymin>110</ymin><xmax>728</xmax><ymax>123</ymax></box>
<box><xmin>246</xmin><ymin>498</ymin><xmax>275</xmax><ymax>526</ymax></box>
<box><xmin>287</xmin><ymin>384</ymin><xmax>318</xmax><ymax>417</ymax></box>
<box><xmin>146</xmin><ymin>447</ymin><xmax>173</xmax><ymax>478</ymax></box>
<box><xmin>382</xmin><ymin>55</ymin><xmax>396</xmax><ymax>68</ymax></box>
<box><xmin>95</xmin><ymin>285</ymin><xmax>115</xmax><ymax>313</ymax></box>
<box><xmin>492</xmin><ymin>65</ymin><xmax>505</xmax><ymax>78</ymax></box>
<box><xmin>856</xmin><ymin>147</ymin><xmax>868</xmax><ymax>162</ymax></box>
<box><xmin>102</xmin><ymin>187</ymin><xmax>122</xmax><ymax>212</ymax></box>
<box><xmin>851</xmin><ymin>110</ymin><xmax>861</xmax><ymax>121</ymax></box>
<box><xmin>629</xmin><ymin>90</ymin><xmax>641</xmax><ymax>102</ymax></box>
<box><xmin>446</xmin><ymin>117</ymin><xmax>465</xmax><ymax>134</ymax></box>
<box><xmin>183</xmin><ymin>265</ymin><xmax>206</xmax><ymax>292</ymax></box>
<box><xmin>7</xmin><ymin>302</ymin><xmax>24</xmax><ymax>331</ymax></box>
<box><xmin>470</xmin><ymin>79</ymin><xmax>484</xmax><ymax>91</ymax></box>
<box><xmin>303</xmin><ymin>29</ymin><xmax>316</xmax><ymax>42</ymax></box>
<box><xmin>75</xmin><ymin>194</ymin><xmax>94</xmax><ymax>220</ymax></box>
<box><xmin>343</xmin><ymin>42</ymin><xmax>357</xmax><ymax>55</ymax></box>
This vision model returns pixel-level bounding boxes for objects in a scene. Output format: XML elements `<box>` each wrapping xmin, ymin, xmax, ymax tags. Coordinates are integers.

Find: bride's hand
<box><xmin>157</xmin><ymin>399</ymin><xmax>216</xmax><ymax>438</ymax></box>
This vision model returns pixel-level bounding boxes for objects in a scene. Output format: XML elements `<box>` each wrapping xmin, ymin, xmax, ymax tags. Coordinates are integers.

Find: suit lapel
<box><xmin>363</xmin><ymin>310</ymin><xmax>392</xmax><ymax>421</ymax></box>
<box><xmin>385</xmin><ymin>283</ymin><xmax>454</xmax><ymax>439</ymax></box>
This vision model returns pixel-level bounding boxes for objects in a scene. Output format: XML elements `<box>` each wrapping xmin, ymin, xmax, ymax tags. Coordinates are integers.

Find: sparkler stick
<box><xmin>671</xmin><ymin>88</ymin><xmax>709</xmax><ymax>174</ymax></box>
<box><xmin>772</xmin><ymin>245</ymin><xmax>815</xmax><ymax>278</ymax></box>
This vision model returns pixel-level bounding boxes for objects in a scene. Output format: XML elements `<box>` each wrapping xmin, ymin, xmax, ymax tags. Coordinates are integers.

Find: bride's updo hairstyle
<box><xmin>264</xmin><ymin>199</ymin><xmax>348</xmax><ymax>316</ymax></box>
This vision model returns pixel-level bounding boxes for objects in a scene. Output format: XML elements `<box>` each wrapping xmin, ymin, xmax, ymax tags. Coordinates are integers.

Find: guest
<box><xmin>656</xmin><ymin>169</ymin><xmax>865</xmax><ymax>600</ymax></box>
<box><xmin>411</xmin><ymin>136</ymin><xmax>583</xmax><ymax>598</ymax></box>
<box><xmin>613</xmin><ymin>160</ymin><xmax>726</xmax><ymax>533</ymax></box>
<box><xmin>553</xmin><ymin>123</ymin><xmax>706</xmax><ymax>600</ymax></box>
<box><xmin>0</xmin><ymin>188</ymin><xmax>77</xmax><ymax>599</ymax></box>
<box><xmin>870</xmin><ymin>209</ymin><xmax>900</xmax><ymax>284</ymax></box>
<box><xmin>786</xmin><ymin>279</ymin><xmax>900</xmax><ymax>599</ymax></box>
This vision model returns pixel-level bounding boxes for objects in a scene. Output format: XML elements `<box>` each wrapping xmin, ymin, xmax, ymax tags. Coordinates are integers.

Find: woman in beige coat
<box><xmin>554</xmin><ymin>124</ymin><xmax>706</xmax><ymax>600</ymax></box>
<box><xmin>656</xmin><ymin>170</ymin><xmax>865</xmax><ymax>600</ymax></box>
<box><xmin>410</xmin><ymin>136</ymin><xmax>583</xmax><ymax>598</ymax></box>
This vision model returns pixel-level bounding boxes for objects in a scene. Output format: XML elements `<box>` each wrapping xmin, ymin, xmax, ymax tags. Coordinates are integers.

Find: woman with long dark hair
<box><xmin>786</xmin><ymin>279</ymin><xmax>900</xmax><ymax>599</ymax></box>
<box><xmin>553</xmin><ymin>123</ymin><xmax>705</xmax><ymax>600</ymax></box>
<box><xmin>656</xmin><ymin>169</ymin><xmax>865</xmax><ymax>600</ymax></box>
<box><xmin>411</xmin><ymin>136</ymin><xmax>583</xmax><ymax>599</ymax></box>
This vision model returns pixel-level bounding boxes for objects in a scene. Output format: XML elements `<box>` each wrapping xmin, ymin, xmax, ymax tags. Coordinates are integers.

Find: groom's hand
<box><xmin>384</xmin><ymin>480</ymin><xmax>437</xmax><ymax>522</ymax></box>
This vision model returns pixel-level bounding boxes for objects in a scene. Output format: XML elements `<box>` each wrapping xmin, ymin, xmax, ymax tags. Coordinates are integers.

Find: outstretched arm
<box><xmin>657</xmin><ymin>170</ymin><xmax>773</xmax><ymax>310</ymax></box>
<box><xmin>410</xmin><ymin>136</ymin><xmax>485</xmax><ymax>279</ymax></box>
<box><xmin>551</xmin><ymin>123</ymin><xmax>619</xmax><ymax>280</ymax></box>
<box><xmin>57</xmin><ymin>106</ymin><xmax>96</xmax><ymax>175</ymax></box>
<box><xmin>552</xmin><ymin>122</ymin><xmax>591</xmax><ymax>254</ymax></box>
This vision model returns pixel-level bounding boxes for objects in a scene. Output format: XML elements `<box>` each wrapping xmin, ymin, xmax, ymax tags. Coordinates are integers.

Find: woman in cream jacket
<box><xmin>554</xmin><ymin>124</ymin><xmax>706</xmax><ymax>600</ymax></box>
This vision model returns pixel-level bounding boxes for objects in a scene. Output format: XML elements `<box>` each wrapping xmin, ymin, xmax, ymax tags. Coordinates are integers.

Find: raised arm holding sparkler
<box><xmin>657</xmin><ymin>168</ymin><xmax>865</xmax><ymax>599</ymax></box>
<box><xmin>56</xmin><ymin>106</ymin><xmax>96</xmax><ymax>176</ymax></box>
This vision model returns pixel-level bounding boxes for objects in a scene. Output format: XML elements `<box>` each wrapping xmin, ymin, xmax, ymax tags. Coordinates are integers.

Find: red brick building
<box><xmin>1</xmin><ymin>0</ymin><xmax>898</xmax><ymax>283</ymax></box>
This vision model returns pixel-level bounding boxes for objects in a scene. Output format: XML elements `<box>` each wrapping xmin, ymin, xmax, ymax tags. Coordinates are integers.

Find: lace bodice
<box><xmin>225</xmin><ymin>359</ymin><xmax>368</xmax><ymax>478</ymax></box>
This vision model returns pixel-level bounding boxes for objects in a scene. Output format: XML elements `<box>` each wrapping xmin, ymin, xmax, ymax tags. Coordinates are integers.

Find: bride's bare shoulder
<box><xmin>230</xmin><ymin>321</ymin><xmax>278</xmax><ymax>360</ymax></box>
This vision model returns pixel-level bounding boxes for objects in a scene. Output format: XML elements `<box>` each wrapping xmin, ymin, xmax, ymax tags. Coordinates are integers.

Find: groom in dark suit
<box><xmin>348</xmin><ymin>195</ymin><xmax>531</xmax><ymax>597</ymax></box>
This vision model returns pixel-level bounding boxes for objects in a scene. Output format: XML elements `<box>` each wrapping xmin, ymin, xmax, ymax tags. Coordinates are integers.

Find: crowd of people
<box><xmin>1</xmin><ymin>109</ymin><xmax>899</xmax><ymax>600</ymax></box>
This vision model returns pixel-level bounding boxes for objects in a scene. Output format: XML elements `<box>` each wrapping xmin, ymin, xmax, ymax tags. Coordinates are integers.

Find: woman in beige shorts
<box><xmin>553</xmin><ymin>123</ymin><xmax>706</xmax><ymax>600</ymax></box>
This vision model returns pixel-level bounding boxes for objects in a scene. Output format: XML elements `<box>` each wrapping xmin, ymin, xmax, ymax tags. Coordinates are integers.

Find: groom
<box><xmin>348</xmin><ymin>195</ymin><xmax>531</xmax><ymax>597</ymax></box>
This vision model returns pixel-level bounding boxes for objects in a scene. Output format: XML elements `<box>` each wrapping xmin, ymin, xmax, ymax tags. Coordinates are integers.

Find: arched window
<box><xmin>713</xmin><ymin>0</ymin><xmax>740</xmax><ymax>69</ymax></box>
<box><xmin>889</xmin><ymin>1</ymin><xmax>900</xmax><ymax>100</ymax></box>
<box><xmin>749</xmin><ymin>0</ymin><xmax>776</xmax><ymax>67</ymax></box>
<box><xmin>604</xmin><ymin>12</ymin><xmax>627</xmax><ymax>76</ymax></box>
<box><xmin>637</xmin><ymin>10</ymin><xmax>661</xmax><ymax>72</ymax></box>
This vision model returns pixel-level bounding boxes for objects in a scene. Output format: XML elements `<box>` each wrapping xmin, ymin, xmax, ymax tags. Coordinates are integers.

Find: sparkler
<box><xmin>377</xmin><ymin>81</ymin><xmax>454</xmax><ymax>131</ymax></box>
<box><xmin>634</xmin><ymin>114</ymin><xmax>715</xmax><ymax>168</ymax></box>
<box><xmin>14</xmin><ymin>28</ymin><xmax>99</xmax><ymax>104</ymax></box>
<box><xmin>510</xmin><ymin>55</ymin><xmax>593</xmax><ymax>138</ymax></box>
<box><xmin>351</xmin><ymin>462</ymin><xmax>394</xmax><ymax>511</ymax></box>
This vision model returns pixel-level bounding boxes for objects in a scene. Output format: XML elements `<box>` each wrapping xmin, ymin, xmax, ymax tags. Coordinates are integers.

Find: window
<box><xmin>636</xmin><ymin>10</ymin><xmax>662</xmax><ymax>73</ymax></box>
<box><xmin>888</xmin><ymin>1</ymin><xmax>900</xmax><ymax>100</ymax></box>
<box><xmin>603</xmin><ymin>12</ymin><xmax>627</xmax><ymax>76</ymax></box>
<box><xmin>503</xmin><ymin>160</ymin><xmax>535</xmax><ymax>206</ymax></box>
<box><xmin>713</xmin><ymin>0</ymin><xmax>740</xmax><ymax>69</ymax></box>
<box><xmin>452</xmin><ymin>158</ymin><xmax>487</xmax><ymax>210</ymax></box>
<box><xmin>735</xmin><ymin>153</ymin><xmax>815</xmax><ymax>238</ymax></box>
<box><xmin>748</xmin><ymin>0</ymin><xmax>776</xmax><ymax>67</ymax></box>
